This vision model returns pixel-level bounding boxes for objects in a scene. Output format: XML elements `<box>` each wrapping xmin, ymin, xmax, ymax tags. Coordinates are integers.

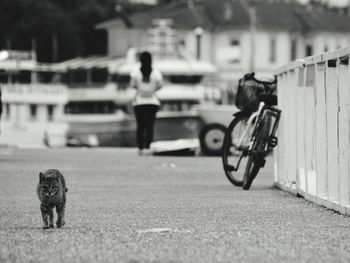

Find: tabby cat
<box><xmin>37</xmin><ymin>169</ymin><xmax>68</xmax><ymax>229</ymax></box>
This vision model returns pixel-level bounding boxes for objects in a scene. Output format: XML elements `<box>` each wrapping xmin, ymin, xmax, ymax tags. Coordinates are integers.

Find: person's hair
<box><xmin>139</xmin><ymin>51</ymin><xmax>153</xmax><ymax>83</ymax></box>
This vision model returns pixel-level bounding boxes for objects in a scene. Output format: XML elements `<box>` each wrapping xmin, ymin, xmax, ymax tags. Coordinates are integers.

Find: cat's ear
<box><xmin>39</xmin><ymin>172</ymin><xmax>45</xmax><ymax>182</ymax></box>
<box><xmin>54</xmin><ymin>172</ymin><xmax>59</xmax><ymax>181</ymax></box>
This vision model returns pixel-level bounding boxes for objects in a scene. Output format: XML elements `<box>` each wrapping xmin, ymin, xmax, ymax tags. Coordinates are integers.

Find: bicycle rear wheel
<box><xmin>222</xmin><ymin>114</ymin><xmax>253</xmax><ymax>186</ymax></box>
<box><xmin>242</xmin><ymin>117</ymin><xmax>271</xmax><ymax>190</ymax></box>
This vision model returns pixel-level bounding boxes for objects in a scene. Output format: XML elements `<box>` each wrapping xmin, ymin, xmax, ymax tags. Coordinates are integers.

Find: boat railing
<box><xmin>66</xmin><ymin>82</ymin><xmax>114</xmax><ymax>89</ymax></box>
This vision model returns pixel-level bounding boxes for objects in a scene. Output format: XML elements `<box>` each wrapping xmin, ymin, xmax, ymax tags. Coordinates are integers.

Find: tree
<box><xmin>0</xmin><ymin>0</ymin><xmax>154</xmax><ymax>62</ymax></box>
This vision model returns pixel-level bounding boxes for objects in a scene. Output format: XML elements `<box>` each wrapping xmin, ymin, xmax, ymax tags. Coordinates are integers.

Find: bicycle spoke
<box><xmin>222</xmin><ymin>114</ymin><xmax>252</xmax><ymax>186</ymax></box>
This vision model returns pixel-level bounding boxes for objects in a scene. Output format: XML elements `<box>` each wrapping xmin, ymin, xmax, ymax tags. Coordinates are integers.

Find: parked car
<box><xmin>196</xmin><ymin>104</ymin><xmax>238</xmax><ymax>156</ymax></box>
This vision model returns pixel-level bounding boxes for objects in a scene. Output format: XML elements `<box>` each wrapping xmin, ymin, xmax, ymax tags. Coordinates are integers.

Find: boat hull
<box><xmin>66</xmin><ymin>113</ymin><xmax>204</xmax><ymax>147</ymax></box>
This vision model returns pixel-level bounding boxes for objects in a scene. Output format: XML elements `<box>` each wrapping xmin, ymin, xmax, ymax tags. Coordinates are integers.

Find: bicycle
<box><xmin>221</xmin><ymin>73</ymin><xmax>281</xmax><ymax>190</ymax></box>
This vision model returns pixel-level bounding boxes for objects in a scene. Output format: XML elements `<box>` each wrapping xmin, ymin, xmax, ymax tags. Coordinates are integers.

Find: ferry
<box><xmin>0</xmin><ymin>49</ymin><xmax>223</xmax><ymax>149</ymax></box>
<box><xmin>61</xmin><ymin>48</ymin><xmax>222</xmax><ymax>148</ymax></box>
<box><xmin>113</xmin><ymin>48</ymin><xmax>221</xmax><ymax>144</ymax></box>
<box><xmin>0</xmin><ymin>50</ymin><xmax>69</xmax><ymax>147</ymax></box>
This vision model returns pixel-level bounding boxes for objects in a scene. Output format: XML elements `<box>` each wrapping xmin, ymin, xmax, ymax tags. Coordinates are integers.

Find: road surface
<box><xmin>0</xmin><ymin>147</ymin><xmax>349</xmax><ymax>262</ymax></box>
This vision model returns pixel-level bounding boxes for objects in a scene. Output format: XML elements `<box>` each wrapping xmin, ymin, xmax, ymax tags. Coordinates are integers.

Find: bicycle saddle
<box><xmin>258</xmin><ymin>94</ymin><xmax>278</xmax><ymax>106</ymax></box>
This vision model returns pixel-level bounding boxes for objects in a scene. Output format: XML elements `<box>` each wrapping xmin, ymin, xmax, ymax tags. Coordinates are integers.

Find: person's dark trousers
<box><xmin>134</xmin><ymin>104</ymin><xmax>159</xmax><ymax>150</ymax></box>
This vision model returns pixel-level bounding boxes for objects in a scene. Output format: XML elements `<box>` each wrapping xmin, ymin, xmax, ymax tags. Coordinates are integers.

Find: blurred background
<box><xmin>0</xmin><ymin>0</ymin><xmax>350</xmax><ymax>153</ymax></box>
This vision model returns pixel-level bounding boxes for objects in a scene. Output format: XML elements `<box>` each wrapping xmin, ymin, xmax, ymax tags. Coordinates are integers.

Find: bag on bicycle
<box><xmin>235</xmin><ymin>73</ymin><xmax>265</xmax><ymax>112</ymax></box>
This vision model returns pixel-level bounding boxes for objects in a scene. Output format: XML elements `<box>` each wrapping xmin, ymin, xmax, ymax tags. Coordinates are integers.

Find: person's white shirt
<box><xmin>130</xmin><ymin>68</ymin><xmax>163</xmax><ymax>107</ymax></box>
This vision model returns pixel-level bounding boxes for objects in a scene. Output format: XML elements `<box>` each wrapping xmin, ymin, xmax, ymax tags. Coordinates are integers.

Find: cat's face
<box><xmin>40</xmin><ymin>173</ymin><xmax>59</xmax><ymax>197</ymax></box>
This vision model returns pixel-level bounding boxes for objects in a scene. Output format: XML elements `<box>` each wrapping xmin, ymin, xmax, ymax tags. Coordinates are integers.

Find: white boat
<box><xmin>0</xmin><ymin>49</ymin><xmax>223</xmax><ymax>149</ymax></box>
<box><xmin>0</xmin><ymin>50</ymin><xmax>131</xmax><ymax>147</ymax></box>
<box><xmin>113</xmin><ymin>48</ymin><xmax>222</xmax><ymax>144</ymax></box>
<box><xmin>0</xmin><ymin>50</ymin><xmax>69</xmax><ymax>147</ymax></box>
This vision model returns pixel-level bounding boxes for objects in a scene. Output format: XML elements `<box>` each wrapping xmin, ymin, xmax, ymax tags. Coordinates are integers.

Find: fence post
<box><xmin>276</xmin><ymin>72</ymin><xmax>285</xmax><ymax>185</ymax></box>
<box><xmin>325</xmin><ymin>58</ymin><xmax>340</xmax><ymax>202</ymax></box>
<box><xmin>338</xmin><ymin>53</ymin><xmax>350</xmax><ymax>206</ymax></box>
<box><xmin>296</xmin><ymin>67</ymin><xmax>306</xmax><ymax>193</ymax></box>
<box><xmin>304</xmin><ymin>64</ymin><xmax>317</xmax><ymax>196</ymax></box>
<box><xmin>314</xmin><ymin>61</ymin><xmax>328</xmax><ymax>199</ymax></box>
<box><xmin>287</xmin><ymin>68</ymin><xmax>298</xmax><ymax>189</ymax></box>
<box><xmin>282</xmin><ymin>72</ymin><xmax>289</xmax><ymax>185</ymax></box>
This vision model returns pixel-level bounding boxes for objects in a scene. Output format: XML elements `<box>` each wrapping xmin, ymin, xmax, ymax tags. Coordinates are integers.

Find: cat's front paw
<box><xmin>49</xmin><ymin>224</ymin><xmax>54</xmax><ymax>228</ymax></box>
<box><xmin>42</xmin><ymin>225</ymin><xmax>50</xmax><ymax>230</ymax></box>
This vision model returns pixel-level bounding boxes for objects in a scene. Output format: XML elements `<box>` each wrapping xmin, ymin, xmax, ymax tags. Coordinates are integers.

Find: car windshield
<box><xmin>165</xmin><ymin>75</ymin><xmax>203</xmax><ymax>84</ymax></box>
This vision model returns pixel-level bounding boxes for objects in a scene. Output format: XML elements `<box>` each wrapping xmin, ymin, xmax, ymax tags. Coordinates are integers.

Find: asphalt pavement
<box><xmin>0</xmin><ymin>147</ymin><xmax>350</xmax><ymax>263</ymax></box>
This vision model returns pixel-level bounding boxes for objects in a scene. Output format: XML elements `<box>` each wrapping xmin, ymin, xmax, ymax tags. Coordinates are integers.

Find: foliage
<box><xmin>0</xmin><ymin>0</ymin><xmax>123</xmax><ymax>62</ymax></box>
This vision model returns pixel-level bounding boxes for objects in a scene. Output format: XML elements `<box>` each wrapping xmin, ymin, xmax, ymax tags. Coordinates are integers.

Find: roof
<box><xmin>96</xmin><ymin>0</ymin><xmax>350</xmax><ymax>33</ymax></box>
<box><xmin>96</xmin><ymin>1</ymin><xmax>213</xmax><ymax>30</ymax></box>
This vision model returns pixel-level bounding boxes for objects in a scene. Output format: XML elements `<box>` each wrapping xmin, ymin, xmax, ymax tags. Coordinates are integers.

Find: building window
<box><xmin>178</xmin><ymin>39</ymin><xmax>186</xmax><ymax>47</ymax></box>
<box><xmin>216</xmin><ymin>37</ymin><xmax>241</xmax><ymax>64</ymax></box>
<box><xmin>4</xmin><ymin>103</ymin><xmax>10</xmax><ymax>119</ymax></box>
<box><xmin>18</xmin><ymin>70</ymin><xmax>31</xmax><ymax>84</ymax></box>
<box><xmin>306</xmin><ymin>44</ymin><xmax>313</xmax><ymax>57</ymax></box>
<box><xmin>30</xmin><ymin>104</ymin><xmax>37</xmax><ymax>121</ymax></box>
<box><xmin>270</xmin><ymin>37</ymin><xmax>276</xmax><ymax>63</ymax></box>
<box><xmin>149</xmin><ymin>19</ymin><xmax>176</xmax><ymax>58</ymax></box>
<box><xmin>291</xmin><ymin>39</ymin><xmax>297</xmax><ymax>61</ymax></box>
<box><xmin>231</xmin><ymin>39</ymin><xmax>239</xmax><ymax>46</ymax></box>
<box><xmin>229</xmin><ymin>39</ymin><xmax>241</xmax><ymax>63</ymax></box>
<box><xmin>47</xmin><ymin>105</ymin><xmax>54</xmax><ymax>122</ymax></box>
<box><xmin>64</xmin><ymin>101</ymin><xmax>114</xmax><ymax>114</ymax></box>
<box><xmin>0</xmin><ymin>72</ymin><xmax>8</xmax><ymax>83</ymax></box>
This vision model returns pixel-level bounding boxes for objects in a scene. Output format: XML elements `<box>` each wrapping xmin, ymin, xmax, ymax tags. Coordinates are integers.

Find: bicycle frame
<box><xmin>250</xmin><ymin>105</ymin><xmax>281</xmax><ymax>155</ymax></box>
<box><xmin>232</xmin><ymin>102</ymin><xmax>281</xmax><ymax>171</ymax></box>
<box><xmin>235</xmin><ymin>101</ymin><xmax>265</xmax><ymax>151</ymax></box>
<box><xmin>264</xmin><ymin>107</ymin><xmax>281</xmax><ymax>150</ymax></box>
<box><xmin>222</xmin><ymin>72</ymin><xmax>280</xmax><ymax>186</ymax></box>
<box><xmin>229</xmin><ymin>102</ymin><xmax>265</xmax><ymax>172</ymax></box>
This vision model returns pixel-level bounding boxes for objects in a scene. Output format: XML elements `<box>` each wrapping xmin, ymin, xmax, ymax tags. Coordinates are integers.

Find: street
<box><xmin>1</xmin><ymin>147</ymin><xmax>350</xmax><ymax>263</ymax></box>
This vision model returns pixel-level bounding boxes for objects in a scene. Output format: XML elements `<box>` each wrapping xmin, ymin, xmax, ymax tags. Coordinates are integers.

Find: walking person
<box><xmin>130</xmin><ymin>51</ymin><xmax>163</xmax><ymax>155</ymax></box>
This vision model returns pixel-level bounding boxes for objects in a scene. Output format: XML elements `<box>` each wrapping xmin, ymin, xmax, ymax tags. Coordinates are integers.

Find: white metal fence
<box><xmin>274</xmin><ymin>46</ymin><xmax>350</xmax><ymax>215</ymax></box>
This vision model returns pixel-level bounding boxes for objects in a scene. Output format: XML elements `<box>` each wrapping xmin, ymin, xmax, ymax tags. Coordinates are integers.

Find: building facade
<box><xmin>96</xmin><ymin>0</ymin><xmax>350</xmax><ymax>81</ymax></box>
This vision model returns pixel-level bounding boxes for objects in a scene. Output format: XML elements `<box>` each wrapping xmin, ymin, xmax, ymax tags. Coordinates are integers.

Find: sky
<box><xmin>298</xmin><ymin>0</ymin><xmax>349</xmax><ymax>6</ymax></box>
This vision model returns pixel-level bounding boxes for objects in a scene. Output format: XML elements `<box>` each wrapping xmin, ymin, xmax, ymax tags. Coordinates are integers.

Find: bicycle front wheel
<box><xmin>242</xmin><ymin>117</ymin><xmax>271</xmax><ymax>190</ymax></box>
<box><xmin>222</xmin><ymin>113</ymin><xmax>252</xmax><ymax>186</ymax></box>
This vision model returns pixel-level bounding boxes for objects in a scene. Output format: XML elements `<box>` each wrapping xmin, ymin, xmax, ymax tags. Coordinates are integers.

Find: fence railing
<box><xmin>274</xmin><ymin>46</ymin><xmax>350</xmax><ymax>214</ymax></box>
